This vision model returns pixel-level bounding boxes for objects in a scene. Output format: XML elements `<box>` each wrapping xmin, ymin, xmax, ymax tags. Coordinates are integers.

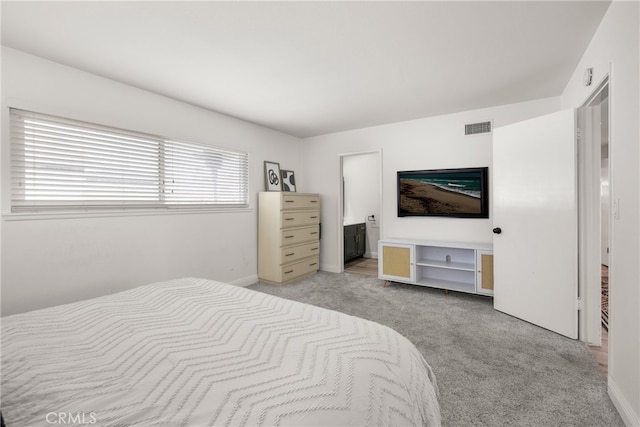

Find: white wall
<box><xmin>560</xmin><ymin>2</ymin><xmax>639</xmax><ymax>425</ymax></box>
<box><xmin>1</xmin><ymin>47</ymin><xmax>303</xmax><ymax>316</ymax></box>
<box><xmin>302</xmin><ymin>97</ymin><xmax>560</xmax><ymax>273</ymax></box>
<box><xmin>343</xmin><ymin>152</ymin><xmax>380</xmax><ymax>258</ymax></box>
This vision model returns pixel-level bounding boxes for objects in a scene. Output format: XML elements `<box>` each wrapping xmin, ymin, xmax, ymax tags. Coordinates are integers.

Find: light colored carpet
<box><xmin>248</xmin><ymin>271</ymin><xmax>623</xmax><ymax>427</ymax></box>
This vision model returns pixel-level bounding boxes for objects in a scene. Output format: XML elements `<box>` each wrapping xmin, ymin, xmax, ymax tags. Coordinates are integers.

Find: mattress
<box><xmin>1</xmin><ymin>278</ymin><xmax>440</xmax><ymax>426</ymax></box>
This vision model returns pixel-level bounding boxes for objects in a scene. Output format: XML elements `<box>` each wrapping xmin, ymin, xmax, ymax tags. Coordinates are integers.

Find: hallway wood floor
<box><xmin>588</xmin><ymin>327</ymin><xmax>608</xmax><ymax>379</ymax></box>
<box><xmin>343</xmin><ymin>256</ymin><xmax>378</xmax><ymax>276</ymax></box>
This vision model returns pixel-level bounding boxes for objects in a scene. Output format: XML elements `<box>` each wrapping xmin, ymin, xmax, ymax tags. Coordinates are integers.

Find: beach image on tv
<box><xmin>398</xmin><ymin>170</ymin><xmax>484</xmax><ymax>216</ymax></box>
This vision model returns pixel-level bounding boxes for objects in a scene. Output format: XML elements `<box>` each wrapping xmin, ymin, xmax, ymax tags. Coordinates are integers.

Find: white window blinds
<box><xmin>10</xmin><ymin>108</ymin><xmax>249</xmax><ymax>212</ymax></box>
<box><xmin>163</xmin><ymin>139</ymin><xmax>249</xmax><ymax>205</ymax></box>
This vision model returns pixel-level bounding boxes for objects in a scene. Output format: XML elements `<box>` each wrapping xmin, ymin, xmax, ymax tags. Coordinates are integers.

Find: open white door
<box><xmin>493</xmin><ymin>109</ymin><xmax>578</xmax><ymax>339</ymax></box>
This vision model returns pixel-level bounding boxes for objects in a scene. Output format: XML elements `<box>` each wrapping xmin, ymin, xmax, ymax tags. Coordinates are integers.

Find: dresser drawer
<box><xmin>282</xmin><ymin>194</ymin><xmax>320</xmax><ymax>210</ymax></box>
<box><xmin>281</xmin><ymin>241</ymin><xmax>320</xmax><ymax>264</ymax></box>
<box><xmin>281</xmin><ymin>211</ymin><xmax>320</xmax><ymax>228</ymax></box>
<box><xmin>281</xmin><ymin>226</ymin><xmax>319</xmax><ymax>246</ymax></box>
<box><xmin>281</xmin><ymin>256</ymin><xmax>320</xmax><ymax>282</ymax></box>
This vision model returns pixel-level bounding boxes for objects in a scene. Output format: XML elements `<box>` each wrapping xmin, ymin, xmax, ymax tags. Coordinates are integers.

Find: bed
<box><xmin>1</xmin><ymin>278</ymin><xmax>440</xmax><ymax>426</ymax></box>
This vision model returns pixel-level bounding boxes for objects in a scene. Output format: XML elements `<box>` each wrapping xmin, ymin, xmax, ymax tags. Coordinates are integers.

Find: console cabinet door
<box><xmin>379</xmin><ymin>242</ymin><xmax>415</xmax><ymax>282</ymax></box>
<box><xmin>476</xmin><ymin>250</ymin><xmax>494</xmax><ymax>295</ymax></box>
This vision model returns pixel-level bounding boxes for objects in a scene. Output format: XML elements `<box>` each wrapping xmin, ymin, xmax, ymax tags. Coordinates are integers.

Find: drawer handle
<box><xmin>284</xmin><ymin>269</ymin><xmax>294</xmax><ymax>274</ymax></box>
<box><xmin>311</xmin><ymin>247</ymin><xmax>319</xmax><ymax>251</ymax></box>
<box><xmin>285</xmin><ymin>253</ymin><xmax>295</xmax><ymax>257</ymax></box>
<box><xmin>284</xmin><ymin>235</ymin><xmax>294</xmax><ymax>239</ymax></box>
<box><xmin>310</xmin><ymin>216</ymin><xmax>318</xmax><ymax>219</ymax></box>
<box><xmin>310</xmin><ymin>200</ymin><xmax>318</xmax><ymax>203</ymax></box>
<box><xmin>285</xmin><ymin>200</ymin><xmax>294</xmax><ymax>203</ymax></box>
<box><xmin>310</xmin><ymin>231</ymin><xmax>318</xmax><ymax>235</ymax></box>
<box><xmin>309</xmin><ymin>262</ymin><xmax>318</xmax><ymax>267</ymax></box>
<box><xmin>284</xmin><ymin>218</ymin><xmax>294</xmax><ymax>221</ymax></box>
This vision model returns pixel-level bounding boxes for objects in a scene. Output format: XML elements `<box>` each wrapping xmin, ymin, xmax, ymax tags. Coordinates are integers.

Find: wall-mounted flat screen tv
<box><xmin>397</xmin><ymin>167</ymin><xmax>489</xmax><ymax>218</ymax></box>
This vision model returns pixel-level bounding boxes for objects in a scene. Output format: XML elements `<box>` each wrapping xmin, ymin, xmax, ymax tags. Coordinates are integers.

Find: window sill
<box><xmin>2</xmin><ymin>206</ymin><xmax>253</xmax><ymax>222</ymax></box>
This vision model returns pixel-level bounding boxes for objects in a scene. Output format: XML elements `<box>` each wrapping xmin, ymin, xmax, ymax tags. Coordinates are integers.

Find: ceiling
<box><xmin>1</xmin><ymin>1</ymin><xmax>611</xmax><ymax>138</ymax></box>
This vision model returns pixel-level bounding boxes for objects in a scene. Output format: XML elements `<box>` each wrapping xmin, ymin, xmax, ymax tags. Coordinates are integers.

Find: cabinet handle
<box><xmin>284</xmin><ymin>270</ymin><xmax>294</xmax><ymax>274</ymax></box>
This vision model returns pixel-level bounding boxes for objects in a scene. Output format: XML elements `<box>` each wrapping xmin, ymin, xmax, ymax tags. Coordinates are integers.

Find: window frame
<box><xmin>9</xmin><ymin>108</ymin><xmax>250</xmax><ymax>216</ymax></box>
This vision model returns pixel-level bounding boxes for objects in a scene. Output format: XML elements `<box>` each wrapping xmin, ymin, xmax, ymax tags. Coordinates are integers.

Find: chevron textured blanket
<box><xmin>1</xmin><ymin>278</ymin><xmax>440</xmax><ymax>426</ymax></box>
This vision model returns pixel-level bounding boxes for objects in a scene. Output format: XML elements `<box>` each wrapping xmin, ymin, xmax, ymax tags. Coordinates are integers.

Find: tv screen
<box><xmin>397</xmin><ymin>167</ymin><xmax>489</xmax><ymax>218</ymax></box>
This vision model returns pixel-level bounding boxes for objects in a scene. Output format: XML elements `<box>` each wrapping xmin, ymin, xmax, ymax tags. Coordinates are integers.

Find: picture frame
<box><xmin>281</xmin><ymin>170</ymin><xmax>296</xmax><ymax>192</ymax></box>
<box><xmin>264</xmin><ymin>161</ymin><xmax>282</xmax><ymax>191</ymax></box>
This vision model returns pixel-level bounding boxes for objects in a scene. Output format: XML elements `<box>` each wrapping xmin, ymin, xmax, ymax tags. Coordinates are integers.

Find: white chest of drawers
<box><xmin>258</xmin><ymin>192</ymin><xmax>321</xmax><ymax>285</ymax></box>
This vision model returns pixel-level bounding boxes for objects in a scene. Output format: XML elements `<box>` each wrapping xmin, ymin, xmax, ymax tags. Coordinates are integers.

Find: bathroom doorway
<box><xmin>339</xmin><ymin>150</ymin><xmax>382</xmax><ymax>273</ymax></box>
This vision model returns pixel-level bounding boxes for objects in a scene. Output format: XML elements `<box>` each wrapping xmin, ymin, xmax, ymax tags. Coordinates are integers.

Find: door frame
<box><xmin>337</xmin><ymin>149</ymin><xmax>383</xmax><ymax>272</ymax></box>
<box><xmin>578</xmin><ymin>74</ymin><xmax>611</xmax><ymax>346</ymax></box>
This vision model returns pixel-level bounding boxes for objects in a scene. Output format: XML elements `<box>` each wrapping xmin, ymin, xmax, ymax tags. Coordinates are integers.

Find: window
<box><xmin>10</xmin><ymin>108</ymin><xmax>249</xmax><ymax>213</ymax></box>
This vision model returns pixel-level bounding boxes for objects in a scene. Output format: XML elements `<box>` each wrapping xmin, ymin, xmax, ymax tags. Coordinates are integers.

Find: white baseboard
<box><xmin>608</xmin><ymin>376</ymin><xmax>640</xmax><ymax>426</ymax></box>
<box><xmin>228</xmin><ymin>274</ymin><xmax>258</xmax><ymax>288</ymax></box>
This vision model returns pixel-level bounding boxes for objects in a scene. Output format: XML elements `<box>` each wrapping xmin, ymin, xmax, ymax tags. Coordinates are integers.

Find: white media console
<box><xmin>378</xmin><ymin>239</ymin><xmax>494</xmax><ymax>296</ymax></box>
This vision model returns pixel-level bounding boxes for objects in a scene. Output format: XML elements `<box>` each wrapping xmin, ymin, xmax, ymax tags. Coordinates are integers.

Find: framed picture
<box><xmin>264</xmin><ymin>161</ymin><xmax>282</xmax><ymax>191</ymax></box>
<box><xmin>281</xmin><ymin>170</ymin><xmax>296</xmax><ymax>192</ymax></box>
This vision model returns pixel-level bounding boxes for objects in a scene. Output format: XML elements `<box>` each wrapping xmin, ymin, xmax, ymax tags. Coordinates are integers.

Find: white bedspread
<box><xmin>1</xmin><ymin>278</ymin><xmax>440</xmax><ymax>426</ymax></box>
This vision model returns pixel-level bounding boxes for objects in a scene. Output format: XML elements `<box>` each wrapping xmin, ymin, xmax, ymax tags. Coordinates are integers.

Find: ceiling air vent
<box><xmin>465</xmin><ymin>121</ymin><xmax>492</xmax><ymax>136</ymax></box>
